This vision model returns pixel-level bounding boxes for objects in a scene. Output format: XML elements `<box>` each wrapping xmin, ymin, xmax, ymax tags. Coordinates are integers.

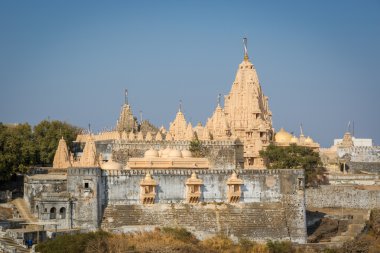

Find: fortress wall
<box><xmin>101</xmin><ymin>169</ymin><xmax>307</xmax><ymax>243</ymax></box>
<box><xmin>67</xmin><ymin>168</ymin><xmax>103</xmax><ymax>229</ymax></box>
<box><xmin>347</xmin><ymin>161</ymin><xmax>380</xmax><ymax>174</ymax></box>
<box><xmin>306</xmin><ymin>185</ymin><xmax>380</xmax><ymax>209</ymax></box>
<box><xmin>103</xmin><ymin>169</ymin><xmax>302</xmax><ymax>205</ymax></box>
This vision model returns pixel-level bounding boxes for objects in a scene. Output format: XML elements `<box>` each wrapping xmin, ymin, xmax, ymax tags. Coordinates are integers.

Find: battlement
<box><xmin>67</xmin><ymin>167</ymin><xmax>102</xmax><ymax>176</ymax></box>
<box><xmin>103</xmin><ymin>168</ymin><xmax>304</xmax><ymax>177</ymax></box>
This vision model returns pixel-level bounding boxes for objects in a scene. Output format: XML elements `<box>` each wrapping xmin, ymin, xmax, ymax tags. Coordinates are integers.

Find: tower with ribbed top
<box><xmin>222</xmin><ymin>38</ymin><xmax>273</xmax><ymax>168</ymax></box>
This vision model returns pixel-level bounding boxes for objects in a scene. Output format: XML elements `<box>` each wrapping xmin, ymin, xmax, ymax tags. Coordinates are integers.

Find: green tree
<box><xmin>34</xmin><ymin>120</ymin><xmax>81</xmax><ymax>166</ymax></box>
<box><xmin>0</xmin><ymin>123</ymin><xmax>37</xmax><ymax>180</ymax></box>
<box><xmin>259</xmin><ymin>144</ymin><xmax>324</xmax><ymax>186</ymax></box>
<box><xmin>189</xmin><ymin>138</ymin><xmax>208</xmax><ymax>157</ymax></box>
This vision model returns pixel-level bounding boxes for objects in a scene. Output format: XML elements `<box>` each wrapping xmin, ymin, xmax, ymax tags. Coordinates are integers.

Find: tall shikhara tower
<box><xmin>207</xmin><ymin>39</ymin><xmax>273</xmax><ymax>168</ymax></box>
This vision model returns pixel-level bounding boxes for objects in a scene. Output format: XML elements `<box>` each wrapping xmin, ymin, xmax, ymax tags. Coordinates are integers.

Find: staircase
<box><xmin>11</xmin><ymin>198</ymin><xmax>38</xmax><ymax>231</ymax></box>
<box><xmin>0</xmin><ymin>235</ymin><xmax>30</xmax><ymax>253</ymax></box>
<box><xmin>11</xmin><ymin>198</ymin><xmax>37</xmax><ymax>223</ymax></box>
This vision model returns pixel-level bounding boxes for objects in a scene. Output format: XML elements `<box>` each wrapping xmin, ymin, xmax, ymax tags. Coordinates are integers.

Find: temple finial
<box><xmin>346</xmin><ymin>121</ymin><xmax>351</xmax><ymax>133</ymax></box>
<box><xmin>125</xmin><ymin>89</ymin><xmax>128</xmax><ymax>105</ymax></box>
<box><xmin>300</xmin><ymin>123</ymin><xmax>304</xmax><ymax>136</ymax></box>
<box><xmin>179</xmin><ymin>99</ymin><xmax>182</xmax><ymax>112</ymax></box>
<box><xmin>217</xmin><ymin>94</ymin><xmax>221</xmax><ymax>107</ymax></box>
<box><xmin>140</xmin><ymin>110</ymin><xmax>143</xmax><ymax>124</ymax></box>
<box><xmin>243</xmin><ymin>37</ymin><xmax>249</xmax><ymax>61</ymax></box>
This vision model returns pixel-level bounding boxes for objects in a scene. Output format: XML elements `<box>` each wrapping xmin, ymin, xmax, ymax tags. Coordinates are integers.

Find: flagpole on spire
<box><xmin>243</xmin><ymin>37</ymin><xmax>249</xmax><ymax>61</ymax></box>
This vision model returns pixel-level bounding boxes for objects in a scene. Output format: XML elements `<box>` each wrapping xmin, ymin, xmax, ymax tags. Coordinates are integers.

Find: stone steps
<box><xmin>0</xmin><ymin>235</ymin><xmax>30</xmax><ymax>253</ymax></box>
<box><xmin>11</xmin><ymin>198</ymin><xmax>38</xmax><ymax>230</ymax></box>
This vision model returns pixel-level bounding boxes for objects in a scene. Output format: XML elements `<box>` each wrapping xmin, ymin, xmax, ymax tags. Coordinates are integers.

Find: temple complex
<box><xmin>72</xmin><ymin>38</ymin><xmax>279</xmax><ymax>169</ymax></box>
<box><xmin>17</xmin><ymin>40</ymin><xmax>316</xmax><ymax>245</ymax></box>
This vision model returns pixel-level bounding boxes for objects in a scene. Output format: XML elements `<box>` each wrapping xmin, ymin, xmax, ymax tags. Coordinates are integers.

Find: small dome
<box><xmin>275</xmin><ymin>128</ymin><xmax>292</xmax><ymax>143</ymax></box>
<box><xmin>181</xmin><ymin>150</ymin><xmax>192</xmax><ymax>158</ymax></box>
<box><xmin>101</xmin><ymin>159</ymin><xmax>123</xmax><ymax>170</ymax></box>
<box><xmin>144</xmin><ymin>148</ymin><xmax>159</xmax><ymax>158</ymax></box>
<box><xmin>161</xmin><ymin>147</ymin><xmax>172</xmax><ymax>158</ymax></box>
<box><xmin>290</xmin><ymin>136</ymin><xmax>299</xmax><ymax>144</ymax></box>
<box><xmin>305</xmin><ymin>136</ymin><xmax>314</xmax><ymax>144</ymax></box>
<box><xmin>169</xmin><ymin>149</ymin><xmax>182</xmax><ymax>158</ymax></box>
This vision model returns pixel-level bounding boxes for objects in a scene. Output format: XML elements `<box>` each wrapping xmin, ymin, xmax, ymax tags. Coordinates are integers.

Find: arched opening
<box><xmin>35</xmin><ymin>205</ymin><xmax>39</xmax><ymax>218</ymax></box>
<box><xmin>50</xmin><ymin>207</ymin><xmax>56</xmax><ymax>219</ymax></box>
<box><xmin>59</xmin><ymin>207</ymin><xmax>66</xmax><ymax>219</ymax></box>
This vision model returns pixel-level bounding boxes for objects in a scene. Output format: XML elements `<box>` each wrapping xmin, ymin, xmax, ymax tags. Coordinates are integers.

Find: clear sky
<box><xmin>0</xmin><ymin>1</ymin><xmax>379</xmax><ymax>147</ymax></box>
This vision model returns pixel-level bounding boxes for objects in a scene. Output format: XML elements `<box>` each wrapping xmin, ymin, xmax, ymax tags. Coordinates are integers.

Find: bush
<box><xmin>36</xmin><ymin>231</ymin><xmax>110</xmax><ymax>253</ymax></box>
<box><xmin>266</xmin><ymin>240</ymin><xmax>294</xmax><ymax>253</ymax></box>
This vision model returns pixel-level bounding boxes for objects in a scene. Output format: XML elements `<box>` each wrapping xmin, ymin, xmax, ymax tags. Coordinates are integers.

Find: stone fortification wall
<box><xmin>347</xmin><ymin>161</ymin><xmax>380</xmax><ymax>174</ymax></box>
<box><xmin>111</xmin><ymin>140</ymin><xmax>239</xmax><ymax>169</ymax></box>
<box><xmin>103</xmin><ymin>203</ymin><xmax>290</xmax><ymax>242</ymax></box>
<box><xmin>338</xmin><ymin>146</ymin><xmax>380</xmax><ymax>163</ymax></box>
<box><xmin>306</xmin><ymin>185</ymin><xmax>380</xmax><ymax>209</ymax></box>
<box><xmin>67</xmin><ymin>167</ymin><xmax>104</xmax><ymax>229</ymax></box>
<box><xmin>101</xmin><ymin>169</ymin><xmax>306</xmax><ymax>243</ymax></box>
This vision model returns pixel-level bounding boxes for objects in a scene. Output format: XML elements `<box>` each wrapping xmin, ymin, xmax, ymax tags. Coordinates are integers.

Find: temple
<box><xmin>71</xmin><ymin>38</ymin><xmax>288</xmax><ymax>170</ymax></box>
<box><xmin>20</xmin><ymin>40</ymin><xmax>313</xmax><ymax>244</ymax></box>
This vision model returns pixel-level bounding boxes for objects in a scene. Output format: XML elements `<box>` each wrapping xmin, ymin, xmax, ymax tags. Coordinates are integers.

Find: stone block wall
<box><xmin>24</xmin><ymin>174</ymin><xmax>67</xmax><ymax>214</ymax></box>
<box><xmin>67</xmin><ymin>167</ymin><xmax>103</xmax><ymax>229</ymax></box>
<box><xmin>100</xmin><ymin>169</ymin><xmax>307</xmax><ymax>243</ymax></box>
<box><xmin>348</xmin><ymin>161</ymin><xmax>380</xmax><ymax>174</ymax></box>
<box><xmin>306</xmin><ymin>185</ymin><xmax>380</xmax><ymax>209</ymax></box>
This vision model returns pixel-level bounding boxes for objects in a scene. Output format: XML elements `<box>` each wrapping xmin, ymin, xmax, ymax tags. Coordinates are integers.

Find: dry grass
<box><xmin>37</xmin><ymin>227</ymin><xmax>297</xmax><ymax>253</ymax></box>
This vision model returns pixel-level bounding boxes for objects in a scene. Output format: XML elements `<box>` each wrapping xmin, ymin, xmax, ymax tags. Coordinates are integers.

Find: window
<box><xmin>84</xmin><ymin>182</ymin><xmax>89</xmax><ymax>189</ymax></box>
<box><xmin>50</xmin><ymin>207</ymin><xmax>56</xmax><ymax>219</ymax></box>
<box><xmin>59</xmin><ymin>207</ymin><xmax>66</xmax><ymax>219</ymax></box>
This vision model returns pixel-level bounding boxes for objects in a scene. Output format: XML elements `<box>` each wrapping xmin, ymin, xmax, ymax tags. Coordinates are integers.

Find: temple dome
<box><xmin>144</xmin><ymin>148</ymin><xmax>159</xmax><ymax>158</ymax></box>
<box><xmin>161</xmin><ymin>147</ymin><xmax>172</xmax><ymax>158</ymax></box>
<box><xmin>290</xmin><ymin>136</ymin><xmax>299</xmax><ymax>144</ymax></box>
<box><xmin>168</xmin><ymin>149</ymin><xmax>182</xmax><ymax>158</ymax></box>
<box><xmin>275</xmin><ymin>128</ymin><xmax>292</xmax><ymax>143</ymax></box>
<box><xmin>181</xmin><ymin>150</ymin><xmax>192</xmax><ymax>158</ymax></box>
<box><xmin>101</xmin><ymin>158</ymin><xmax>123</xmax><ymax>170</ymax></box>
<box><xmin>305</xmin><ymin>137</ymin><xmax>314</xmax><ymax>144</ymax></box>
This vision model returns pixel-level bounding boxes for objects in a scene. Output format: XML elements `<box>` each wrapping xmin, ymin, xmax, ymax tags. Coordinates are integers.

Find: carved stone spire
<box><xmin>116</xmin><ymin>91</ymin><xmax>137</xmax><ymax>132</ymax></box>
<box><xmin>80</xmin><ymin>135</ymin><xmax>98</xmax><ymax>167</ymax></box>
<box><xmin>223</xmin><ymin>38</ymin><xmax>273</xmax><ymax>168</ymax></box>
<box><xmin>53</xmin><ymin>137</ymin><xmax>71</xmax><ymax>169</ymax></box>
<box><xmin>169</xmin><ymin>109</ymin><xmax>188</xmax><ymax>141</ymax></box>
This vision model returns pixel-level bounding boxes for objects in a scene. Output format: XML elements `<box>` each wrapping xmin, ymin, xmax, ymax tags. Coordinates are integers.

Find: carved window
<box><xmin>84</xmin><ymin>182</ymin><xmax>89</xmax><ymax>189</ymax></box>
<box><xmin>186</xmin><ymin>173</ymin><xmax>203</xmax><ymax>204</ymax></box>
<box><xmin>227</xmin><ymin>172</ymin><xmax>243</xmax><ymax>203</ymax></box>
<box><xmin>140</xmin><ymin>173</ymin><xmax>157</xmax><ymax>204</ymax></box>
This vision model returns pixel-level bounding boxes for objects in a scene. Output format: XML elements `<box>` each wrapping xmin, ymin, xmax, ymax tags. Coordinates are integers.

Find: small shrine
<box><xmin>227</xmin><ymin>172</ymin><xmax>243</xmax><ymax>203</ymax></box>
<box><xmin>140</xmin><ymin>173</ymin><xmax>157</xmax><ymax>204</ymax></box>
<box><xmin>185</xmin><ymin>172</ymin><xmax>203</xmax><ymax>203</ymax></box>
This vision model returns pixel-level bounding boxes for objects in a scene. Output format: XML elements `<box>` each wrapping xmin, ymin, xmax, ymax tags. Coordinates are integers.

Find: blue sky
<box><xmin>0</xmin><ymin>1</ymin><xmax>379</xmax><ymax>147</ymax></box>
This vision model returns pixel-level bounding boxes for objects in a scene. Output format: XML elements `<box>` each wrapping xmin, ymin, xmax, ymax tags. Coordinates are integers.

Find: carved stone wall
<box><xmin>100</xmin><ymin>169</ymin><xmax>306</xmax><ymax>243</ymax></box>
